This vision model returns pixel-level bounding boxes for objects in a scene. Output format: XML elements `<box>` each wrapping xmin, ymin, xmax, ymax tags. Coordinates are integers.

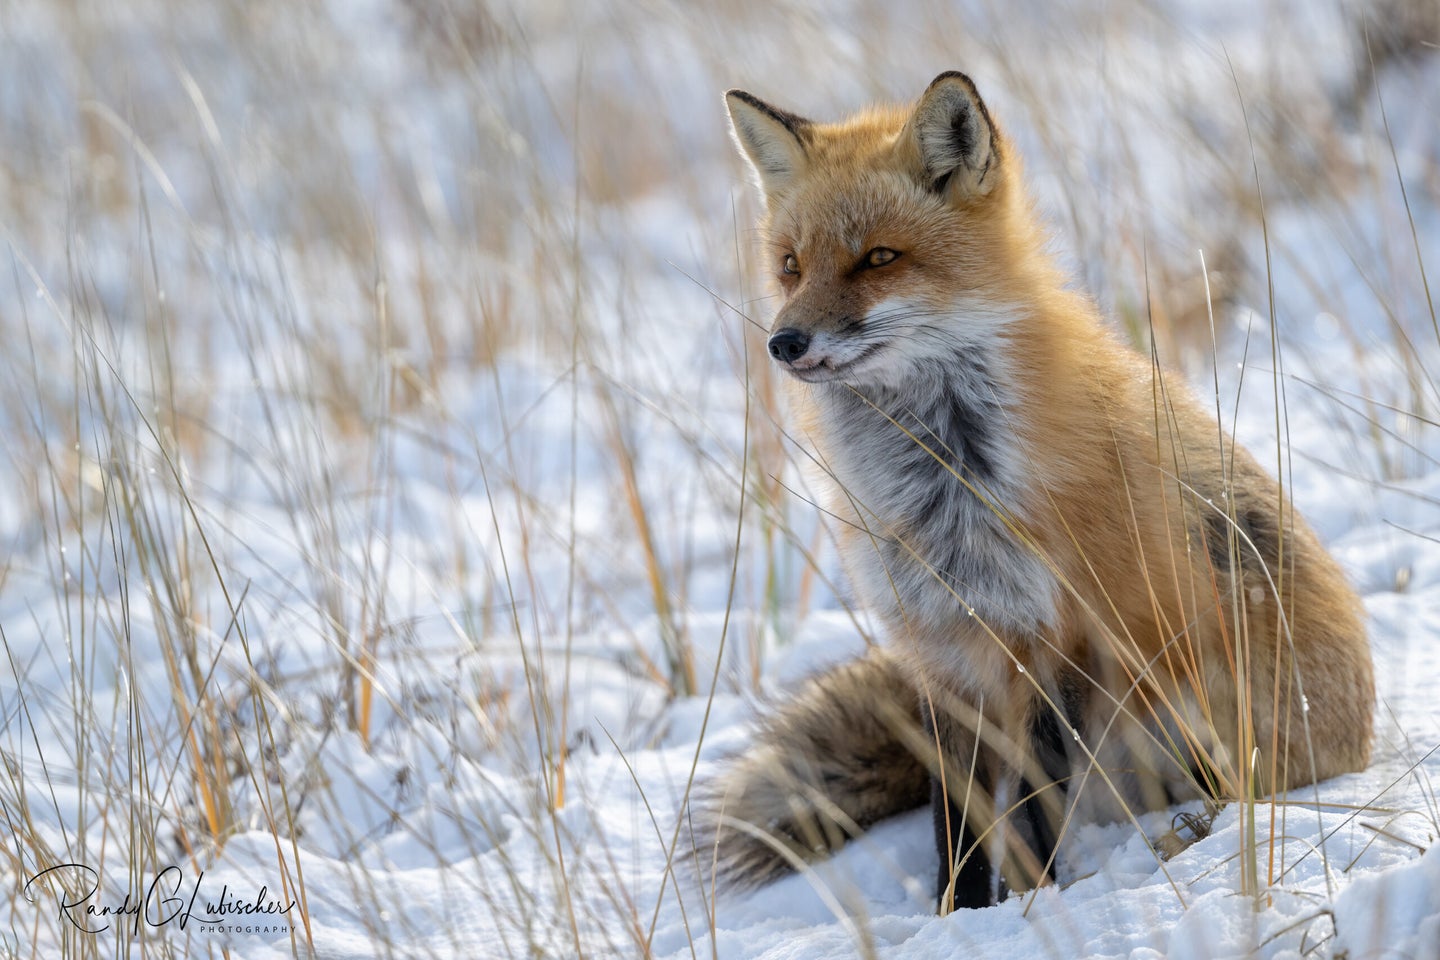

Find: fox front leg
<box><xmin>922</xmin><ymin>697</ymin><xmax>1002</xmax><ymax>911</ymax></box>
<box><xmin>924</xmin><ymin>690</ymin><xmax>1068</xmax><ymax>911</ymax></box>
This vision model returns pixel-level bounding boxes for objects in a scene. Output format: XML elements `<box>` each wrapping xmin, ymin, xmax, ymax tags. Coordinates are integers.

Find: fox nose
<box><xmin>768</xmin><ymin>328</ymin><xmax>811</xmax><ymax>364</ymax></box>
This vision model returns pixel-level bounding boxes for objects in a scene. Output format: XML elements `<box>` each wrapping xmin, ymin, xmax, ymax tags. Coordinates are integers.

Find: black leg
<box><xmin>923</xmin><ymin>687</ymin><xmax>1078</xmax><ymax>910</ymax></box>
<box><xmin>1014</xmin><ymin>701</ymin><xmax>1071</xmax><ymax>886</ymax></box>
<box><xmin>923</xmin><ymin>705</ymin><xmax>997</xmax><ymax>910</ymax></box>
<box><xmin>934</xmin><ymin>695</ymin><xmax>1075</xmax><ymax>908</ymax></box>
<box><xmin>932</xmin><ymin>776</ymin><xmax>994</xmax><ymax>910</ymax></box>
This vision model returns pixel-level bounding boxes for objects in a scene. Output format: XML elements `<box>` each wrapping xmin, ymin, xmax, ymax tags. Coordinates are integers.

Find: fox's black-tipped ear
<box><xmin>725</xmin><ymin>89</ymin><xmax>810</xmax><ymax>198</ymax></box>
<box><xmin>904</xmin><ymin>72</ymin><xmax>998</xmax><ymax>198</ymax></box>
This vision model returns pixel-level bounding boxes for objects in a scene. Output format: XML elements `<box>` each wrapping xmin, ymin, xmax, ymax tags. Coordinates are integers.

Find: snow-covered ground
<box><xmin>2</xmin><ymin>0</ymin><xmax>1437</xmax><ymax>957</ymax></box>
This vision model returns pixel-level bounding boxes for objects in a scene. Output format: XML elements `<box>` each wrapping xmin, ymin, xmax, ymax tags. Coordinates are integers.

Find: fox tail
<box><xmin>693</xmin><ymin>649</ymin><xmax>931</xmax><ymax>888</ymax></box>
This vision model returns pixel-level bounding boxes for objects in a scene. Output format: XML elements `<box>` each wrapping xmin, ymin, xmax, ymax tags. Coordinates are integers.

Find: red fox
<box><xmin>703</xmin><ymin>72</ymin><xmax>1375</xmax><ymax>912</ymax></box>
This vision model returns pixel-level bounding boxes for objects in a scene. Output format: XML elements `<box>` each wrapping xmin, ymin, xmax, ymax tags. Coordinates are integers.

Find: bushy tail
<box><xmin>694</xmin><ymin>649</ymin><xmax>931</xmax><ymax>889</ymax></box>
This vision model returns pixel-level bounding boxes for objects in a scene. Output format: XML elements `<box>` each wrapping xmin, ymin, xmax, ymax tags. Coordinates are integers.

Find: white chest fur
<box><xmin>811</xmin><ymin>348</ymin><xmax>1059</xmax><ymax>644</ymax></box>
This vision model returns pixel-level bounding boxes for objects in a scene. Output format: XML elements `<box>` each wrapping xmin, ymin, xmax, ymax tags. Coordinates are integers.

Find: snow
<box><xmin>1</xmin><ymin>0</ymin><xmax>1438</xmax><ymax>957</ymax></box>
<box><xmin>1334</xmin><ymin>844</ymin><xmax>1440</xmax><ymax>960</ymax></box>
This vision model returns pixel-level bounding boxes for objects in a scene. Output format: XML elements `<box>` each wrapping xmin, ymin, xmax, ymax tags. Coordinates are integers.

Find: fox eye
<box><xmin>781</xmin><ymin>254</ymin><xmax>800</xmax><ymax>276</ymax></box>
<box><xmin>865</xmin><ymin>247</ymin><xmax>899</xmax><ymax>268</ymax></box>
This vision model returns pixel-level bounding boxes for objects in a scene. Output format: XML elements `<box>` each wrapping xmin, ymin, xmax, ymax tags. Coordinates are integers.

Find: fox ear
<box><xmin>904</xmin><ymin>72</ymin><xmax>998</xmax><ymax>198</ymax></box>
<box><xmin>725</xmin><ymin>89</ymin><xmax>810</xmax><ymax>198</ymax></box>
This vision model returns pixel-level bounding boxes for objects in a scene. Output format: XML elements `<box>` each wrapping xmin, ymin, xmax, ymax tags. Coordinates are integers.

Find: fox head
<box><xmin>726</xmin><ymin>72</ymin><xmax>1041</xmax><ymax>389</ymax></box>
